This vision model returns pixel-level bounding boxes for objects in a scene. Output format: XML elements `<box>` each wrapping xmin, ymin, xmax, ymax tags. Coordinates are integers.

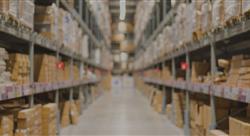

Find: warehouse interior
<box><xmin>0</xmin><ymin>0</ymin><xmax>249</xmax><ymax>136</ymax></box>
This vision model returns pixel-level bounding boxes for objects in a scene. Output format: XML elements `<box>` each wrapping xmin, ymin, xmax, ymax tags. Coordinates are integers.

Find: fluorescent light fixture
<box><xmin>119</xmin><ymin>0</ymin><xmax>126</xmax><ymax>20</ymax></box>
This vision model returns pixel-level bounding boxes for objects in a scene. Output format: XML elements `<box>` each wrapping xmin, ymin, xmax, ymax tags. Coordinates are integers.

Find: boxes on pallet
<box><xmin>152</xmin><ymin>91</ymin><xmax>163</xmax><ymax>113</ymax></box>
<box><xmin>42</xmin><ymin>103</ymin><xmax>57</xmax><ymax>136</ymax></box>
<box><xmin>191</xmin><ymin>61</ymin><xmax>210</xmax><ymax>83</ymax></box>
<box><xmin>0</xmin><ymin>114</ymin><xmax>14</xmax><ymax>136</ymax></box>
<box><xmin>7</xmin><ymin>53</ymin><xmax>30</xmax><ymax>84</ymax></box>
<box><xmin>16</xmin><ymin>105</ymin><xmax>42</xmax><ymax>135</ymax></box>
<box><xmin>35</xmin><ymin>4</ymin><xmax>59</xmax><ymax>40</ymax></box>
<box><xmin>61</xmin><ymin>101</ymin><xmax>70</xmax><ymax>128</ymax></box>
<box><xmin>70</xmin><ymin>101</ymin><xmax>79</xmax><ymax>125</ymax></box>
<box><xmin>229</xmin><ymin>117</ymin><xmax>250</xmax><ymax>136</ymax></box>
<box><xmin>173</xmin><ymin>92</ymin><xmax>184</xmax><ymax>128</ymax></box>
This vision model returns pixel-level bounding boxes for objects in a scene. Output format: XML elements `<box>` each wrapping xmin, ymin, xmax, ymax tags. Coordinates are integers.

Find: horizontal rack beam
<box><xmin>0</xmin><ymin>78</ymin><xmax>100</xmax><ymax>101</ymax></box>
<box><xmin>143</xmin><ymin>77</ymin><xmax>250</xmax><ymax>104</ymax></box>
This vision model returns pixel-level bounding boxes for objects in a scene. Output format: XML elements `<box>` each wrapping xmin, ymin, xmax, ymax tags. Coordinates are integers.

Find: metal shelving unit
<box><xmin>0</xmin><ymin>0</ymin><xmax>110</xmax><ymax>134</ymax></box>
<box><xmin>133</xmin><ymin>1</ymin><xmax>250</xmax><ymax>136</ymax></box>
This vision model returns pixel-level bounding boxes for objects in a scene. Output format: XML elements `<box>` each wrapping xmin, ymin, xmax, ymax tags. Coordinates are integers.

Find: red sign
<box><xmin>181</xmin><ymin>62</ymin><xmax>188</xmax><ymax>70</ymax></box>
<box><xmin>57</xmin><ymin>61</ymin><xmax>65</xmax><ymax>70</ymax></box>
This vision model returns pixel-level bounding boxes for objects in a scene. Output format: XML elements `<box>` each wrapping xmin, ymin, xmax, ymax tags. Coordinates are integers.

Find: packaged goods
<box><xmin>7</xmin><ymin>53</ymin><xmax>30</xmax><ymax>84</ymax></box>
<box><xmin>42</xmin><ymin>103</ymin><xmax>57</xmax><ymax>136</ymax></box>
<box><xmin>152</xmin><ymin>91</ymin><xmax>163</xmax><ymax>113</ymax></box>
<box><xmin>70</xmin><ymin>102</ymin><xmax>79</xmax><ymax>125</ymax></box>
<box><xmin>35</xmin><ymin>4</ymin><xmax>59</xmax><ymax>40</ymax></box>
<box><xmin>19</xmin><ymin>0</ymin><xmax>34</xmax><ymax>29</ymax></box>
<box><xmin>224</xmin><ymin>0</ymin><xmax>242</xmax><ymax>25</ymax></box>
<box><xmin>61</xmin><ymin>101</ymin><xmax>70</xmax><ymax>128</ymax></box>
<box><xmin>201</xmin><ymin>1</ymin><xmax>212</xmax><ymax>34</ymax></box>
<box><xmin>0</xmin><ymin>114</ymin><xmax>14</xmax><ymax>136</ymax></box>
<box><xmin>173</xmin><ymin>92</ymin><xmax>184</xmax><ymax>128</ymax></box>
<box><xmin>212</xmin><ymin>0</ymin><xmax>224</xmax><ymax>29</ymax></box>
<box><xmin>191</xmin><ymin>61</ymin><xmax>210</xmax><ymax>83</ymax></box>
<box><xmin>34</xmin><ymin>54</ymin><xmax>57</xmax><ymax>83</ymax></box>
<box><xmin>16</xmin><ymin>105</ymin><xmax>42</xmax><ymax>135</ymax></box>
<box><xmin>208</xmin><ymin>130</ymin><xmax>228</xmax><ymax>136</ymax></box>
<box><xmin>229</xmin><ymin>117</ymin><xmax>250</xmax><ymax>136</ymax></box>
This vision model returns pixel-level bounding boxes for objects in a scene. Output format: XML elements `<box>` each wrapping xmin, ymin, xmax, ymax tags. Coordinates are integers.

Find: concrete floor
<box><xmin>61</xmin><ymin>82</ymin><xmax>183</xmax><ymax>135</ymax></box>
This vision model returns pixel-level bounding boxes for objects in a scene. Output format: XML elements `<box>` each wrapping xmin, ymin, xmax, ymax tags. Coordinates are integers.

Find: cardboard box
<box><xmin>208</xmin><ymin>130</ymin><xmax>228</xmax><ymax>136</ymax></box>
<box><xmin>229</xmin><ymin>117</ymin><xmax>250</xmax><ymax>136</ymax></box>
<box><xmin>61</xmin><ymin>101</ymin><xmax>70</xmax><ymax>128</ymax></box>
<box><xmin>70</xmin><ymin>102</ymin><xmax>79</xmax><ymax>125</ymax></box>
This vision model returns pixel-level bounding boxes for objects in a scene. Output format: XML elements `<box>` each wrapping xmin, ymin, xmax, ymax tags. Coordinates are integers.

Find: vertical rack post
<box><xmin>171</xmin><ymin>58</ymin><xmax>176</xmax><ymax>124</ymax></box>
<box><xmin>161</xmin><ymin>62</ymin><xmax>167</xmax><ymax>114</ymax></box>
<box><xmin>55</xmin><ymin>50</ymin><xmax>60</xmax><ymax>135</ymax></box>
<box><xmin>69</xmin><ymin>56</ymin><xmax>74</xmax><ymax>102</ymax></box>
<box><xmin>29</xmin><ymin>34</ymin><xmax>34</xmax><ymax>107</ymax></box>
<box><xmin>184</xmin><ymin>52</ymin><xmax>190</xmax><ymax>136</ymax></box>
<box><xmin>79</xmin><ymin>61</ymin><xmax>84</xmax><ymax>114</ymax></box>
<box><xmin>210</xmin><ymin>36</ymin><xmax>217</xmax><ymax>129</ymax></box>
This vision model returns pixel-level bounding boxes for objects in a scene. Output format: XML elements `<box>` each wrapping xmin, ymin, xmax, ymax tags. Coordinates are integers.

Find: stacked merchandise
<box><xmin>172</xmin><ymin>92</ymin><xmax>184</xmax><ymax>128</ymax></box>
<box><xmin>35</xmin><ymin>4</ymin><xmax>59</xmax><ymax>41</ymax></box>
<box><xmin>191</xmin><ymin>61</ymin><xmax>210</xmax><ymax>83</ymax></box>
<box><xmin>89</xmin><ymin>0</ymin><xmax>111</xmax><ymax>45</ymax></box>
<box><xmin>7</xmin><ymin>53</ymin><xmax>30</xmax><ymax>84</ymax></box>
<box><xmin>70</xmin><ymin>101</ymin><xmax>80</xmax><ymax>125</ymax></box>
<box><xmin>134</xmin><ymin>0</ymin><xmax>155</xmax><ymax>46</ymax></box>
<box><xmin>15</xmin><ymin>105</ymin><xmax>42</xmax><ymax>136</ymax></box>
<box><xmin>0</xmin><ymin>114</ymin><xmax>14</xmax><ymax>136</ymax></box>
<box><xmin>226</xmin><ymin>55</ymin><xmax>250</xmax><ymax>88</ymax></box>
<box><xmin>73</xmin><ymin>64</ymin><xmax>80</xmax><ymax>81</ymax></box>
<box><xmin>229</xmin><ymin>117</ymin><xmax>250</xmax><ymax>136</ymax></box>
<box><xmin>35</xmin><ymin>4</ymin><xmax>84</xmax><ymax>55</ymax></box>
<box><xmin>134</xmin><ymin>1</ymin><xmax>250</xmax><ymax>70</ymax></box>
<box><xmin>0</xmin><ymin>1</ymin><xmax>34</xmax><ymax>30</ymax></box>
<box><xmin>0</xmin><ymin>48</ymin><xmax>11</xmax><ymax>84</ymax></box>
<box><xmin>42</xmin><ymin>103</ymin><xmax>57</xmax><ymax>136</ymax></box>
<box><xmin>152</xmin><ymin>91</ymin><xmax>163</xmax><ymax>113</ymax></box>
<box><xmin>34</xmin><ymin>54</ymin><xmax>57</xmax><ymax>83</ymax></box>
<box><xmin>161</xmin><ymin>66</ymin><xmax>171</xmax><ymax>81</ymax></box>
<box><xmin>61</xmin><ymin>101</ymin><xmax>70</xmax><ymax>128</ymax></box>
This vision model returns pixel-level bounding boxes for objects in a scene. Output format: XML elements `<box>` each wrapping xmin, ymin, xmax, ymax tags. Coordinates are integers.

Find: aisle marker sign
<box><xmin>181</xmin><ymin>62</ymin><xmax>188</xmax><ymax>70</ymax></box>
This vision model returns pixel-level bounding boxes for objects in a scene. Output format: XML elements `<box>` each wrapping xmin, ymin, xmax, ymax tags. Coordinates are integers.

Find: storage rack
<box><xmin>133</xmin><ymin>1</ymin><xmax>250</xmax><ymax>136</ymax></box>
<box><xmin>0</xmin><ymin>0</ymin><xmax>110</xmax><ymax>134</ymax></box>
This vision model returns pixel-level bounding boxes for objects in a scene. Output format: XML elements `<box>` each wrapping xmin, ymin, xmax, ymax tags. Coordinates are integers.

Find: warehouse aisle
<box><xmin>61</xmin><ymin>78</ymin><xmax>183</xmax><ymax>135</ymax></box>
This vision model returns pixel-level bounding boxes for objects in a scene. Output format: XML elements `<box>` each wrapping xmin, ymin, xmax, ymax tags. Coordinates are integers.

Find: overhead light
<box><xmin>119</xmin><ymin>0</ymin><xmax>126</xmax><ymax>20</ymax></box>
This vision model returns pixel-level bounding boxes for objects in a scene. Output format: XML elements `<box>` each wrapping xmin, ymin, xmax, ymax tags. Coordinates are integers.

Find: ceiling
<box><xmin>109</xmin><ymin>0</ymin><xmax>138</xmax><ymax>23</ymax></box>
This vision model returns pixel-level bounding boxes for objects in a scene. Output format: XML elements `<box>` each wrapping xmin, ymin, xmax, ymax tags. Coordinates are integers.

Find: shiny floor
<box><xmin>61</xmin><ymin>78</ymin><xmax>183</xmax><ymax>136</ymax></box>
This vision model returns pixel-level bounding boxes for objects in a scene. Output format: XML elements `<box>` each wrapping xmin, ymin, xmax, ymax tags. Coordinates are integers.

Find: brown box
<box><xmin>208</xmin><ymin>130</ymin><xmax>228</xmax><ymax>136</ymax></box>
<box><xmin>70</xmin><ymin>102</ymin><xmax>80</xmax><ymax>125</ymax></box>
<box><xmin>61</xmin><ymin>101</ymin><xmax>70</xmax><ymax>128</ymax></box>
<box><xmin>229</xmin><ymin>117</ymin><xmax>250</xmax><ymax>136</ymax></box>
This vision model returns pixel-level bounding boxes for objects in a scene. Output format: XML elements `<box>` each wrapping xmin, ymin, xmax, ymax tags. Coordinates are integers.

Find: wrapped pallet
<box><xmin>224</xmin><ymin>0</ymin><xmax>242</xmax><ymax>25</ymax></box>
<box><xmin>212</xmin><ymin>0</ymin><xmax>224</xmax><ymax>30</ymax></box>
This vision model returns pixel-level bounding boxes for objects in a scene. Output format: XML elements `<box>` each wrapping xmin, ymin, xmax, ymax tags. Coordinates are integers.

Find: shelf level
<box><xmin>143</xmin><ymin>77</ymin><xmax>250</xmax><ymax>104</ymax></box>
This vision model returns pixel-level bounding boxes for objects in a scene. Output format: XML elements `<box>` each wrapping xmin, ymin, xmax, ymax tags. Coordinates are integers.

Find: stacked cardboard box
<box><xmin>19</xmin><ymin>0</ymin><xmax>34</xmax><ymax>30</ymax></box>
<box><xmin>208</xmin><ymin>130</ymin><xmax>228</xmax><ymax>136</ymax></box>
<box><xmin>35</xmin><ymin>4</ymin><xmax>59</xmax><ymax>41</ymax></box>
<box><xmin>7</xmin><ymin>53</ymin><xmax>30</xmax><ymax>84</ymax></box>
<box><xmin>61</xmin><ymin>101</ymin><xmax>70</xmax><ymax>128</ymax></box>
<box><xmin>70</xmin><ymin>102</ymin><xmax>79</xmax><ymax>125</ymax></box>
<box><xmin>152</xmin><ymin>91</ymin><xmax>163</xmax><ymax>113</ymax></box>
<box><xmin>191</xmin><ymin>61</ymin><xmax>210</xmax><ymax>83</ymax></box>
<box><xmin>16</xmin><ymin>105</ymin><xmax>42</xmax><ymax>135</ymax></box>
<box><xmin>229</xmin><ymin>117</ymin><xmax>250</xmax><ymax>136</ymax></box>
<box><xmin>0</xmin><ymin>114</ymin><xmax>14</xmax><ymax>136</ymax></box>
<box><xmin>73</xmin><ymin>64</ymin><xmax>79</xmax><ymax>80</ymax></box>
<box><xmin>34</xmin><ymin>54</ymin><xmax>57</xmax><ymax>83</ymax></box>
<box><xmin>42</xmin><ymin>103</ymin><xmax>57</xmax><ymax>136</ymax></box>
<box><xmin>161</xmin><ymin>66</ymin><xmax>171</xmax><ymax>81</ymax></box>
<box><xmin>0</xmin><ymin>48</ymin><xmax>11</xmax><ymax>84</ymax></box>
<box><xmin>173</xmin><ymin>92</ymin><xmax>184</xmax><ymax>128</ymax></box>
